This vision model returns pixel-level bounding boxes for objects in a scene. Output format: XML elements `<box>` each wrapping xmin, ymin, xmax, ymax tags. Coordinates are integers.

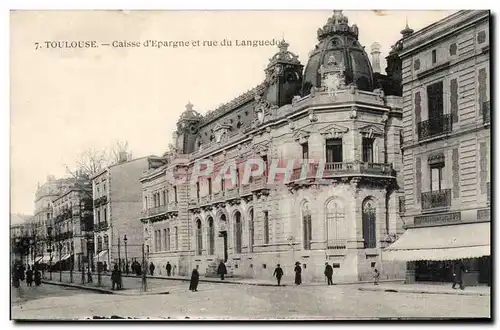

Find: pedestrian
<box><xmin>324</xmin><ymin>262</ymin><xmax>333</xmax><ymax>285</ymax></box>
<box><xmin>217</xmin><ymin>261</ymin><xmax>227</xmax><ymax>280</ymax></box>
<box><xmin>189</xmin><ymin>265</ymin><xmax>200</xmax><ymax>292</ymax></box>
<box><xmin>126</xmin><ymin>262</ymin><xmax>130</xmax><ymax>275</ymax></box>
<box><xmin>34</xmin><ymin>268</ymin><xmax>42</xmax><ymax>286</ymax></box>
<box><xmin>452</xmin><ymin>260</ymin><xmax>467</xmax><ymax>290</ymax></box>
<box><xmin>19</xmin><ymin>264</ymin><xmax>26</xmax><ymax>282</ymax></box>
<box><xmin>294</xmin><ymin>262</ymin><xmax>302</xmax><ymax>285</ymax></box>
<box><xmin>104</xmin><ymin>262</ymin><xmax>108</xmax><ymax>273</ymax></box>
<box><xmin>166</xmin><ymin>262</ymin><xmax>172</xmax><ymax>277</ymax></box>
<box><xmin>111</xmin><ymin>264</ymin><xmax>120</xmax><ymax>290</ymax></box>
<box><xmin>87</xmin><ymin>266</ymin><xmax>93</xmax><ymax>283</ymax></box>
<box><xmin>273</xmin><ymin>264</ymin><xmax>284</xmax><ymax>286</ymax></box>
<box><xmin>150</xmin><ymin>262</ymin><xmax>155</xmax><ymax>276</ymax></box>
<box><xmin>26</xmin><ymin>265</ymin><xmax>33</xmax><ymax>287</ymax></box>
<box><xmin>373</xmin><ymin>268</ymin><xmax>380</xmax><ymax>285</ymax></box>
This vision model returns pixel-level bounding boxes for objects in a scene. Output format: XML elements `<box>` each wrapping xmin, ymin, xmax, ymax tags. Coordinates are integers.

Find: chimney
<box><xmin>118</xmin><ymin>151</ymin><xmax>128</xmax><ymax>163</ymax></box>
<box><xmin>371</xmin><ymin>42</ymin><xmax>382</xmax><ymax>74</ymax></box>
<box><xmin>47</xmin><ymin>175</ymin><xmax>55</xmax><ymax>183</ymax></box>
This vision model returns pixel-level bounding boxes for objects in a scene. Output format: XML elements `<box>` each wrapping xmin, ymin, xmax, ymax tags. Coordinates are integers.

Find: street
<box><xmin>11</xmin><ymin>280</ymin><xmax>491</xmax><ymax>320</ymax></box>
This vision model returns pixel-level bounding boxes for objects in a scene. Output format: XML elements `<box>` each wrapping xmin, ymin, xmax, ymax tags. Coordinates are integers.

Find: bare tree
<box><xmin>108</xmin><ymin>140</ymin><xmax>132</xmax><ymax>165</ymax></box>
<box><xmin>76</xmin><ymin>148</ymin><xmax>108</xmax><ymax>177</ymax></box>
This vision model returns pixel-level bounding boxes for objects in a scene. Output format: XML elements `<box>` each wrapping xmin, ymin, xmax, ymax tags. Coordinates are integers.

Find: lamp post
<box><xmin>124</xmin><ymin>235</ymin><xmax>128</xmax><ymax>275</ymax></box>
<box><xmin>70</xmin><ymin>241</ymin><xmax>74</xmax><ymax>283</ymax></box>
<box><xmin>58</xmin><ymin>242</ymin><xmax>62</xmax><ymax>282</ymax></box>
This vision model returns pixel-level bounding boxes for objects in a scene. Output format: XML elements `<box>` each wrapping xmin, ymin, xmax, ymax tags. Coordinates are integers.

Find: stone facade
<box><xmin>398</xmin><ymin>10</ymin><xmax>490</xmax><ymax>284</ymax></box>
<box><xmin>51</xmin><ymin>181</ymin><xmax>93</xmax><ymax>271</ymax></box>
<box><xmin>92</xmin><ymin>157</ymin><xmax>150</xmax><ymax>269</ymax></box>
<box><xmin>33</xmin><ymin>176</ymin><xmax>76</xmax><ymax>261</ymax></box>
<box><xmin>141</xmin><ymin>11</ymin><xmax>406</xmax><ymax>282</ymax></box>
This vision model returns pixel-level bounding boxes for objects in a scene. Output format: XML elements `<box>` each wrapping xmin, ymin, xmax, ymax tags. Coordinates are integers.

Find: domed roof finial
<box><xmin>186</xmin><ymin>101</ymin><xmax>193</xmax><ymax>111</ymax></box>
<box><xmin>317</xmin><ymin>10</ymin><xmax>358</xmax><ymax>41</ymax></box>
<box><xmin>400</xmin><ymin>17</ymin><xmax>414</xmax><ymax>38</ymax></box>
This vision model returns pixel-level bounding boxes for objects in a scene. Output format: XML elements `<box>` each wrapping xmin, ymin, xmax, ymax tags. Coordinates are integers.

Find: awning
<box><xmin>94</xmin><ymin>250</ymin><xmax>108</xmax><ymax>261</ymax></box>
<box><xmin>35</xmin><ymin>256</ymin><xmax>43</xmax><ymax>263</ymax></box>
<box><xmin>383</xmin><ymin>222</ymin><xmax>490</xmax><ymax>261</ymax></box>
<box><xmin>40</xmin><ymin>255</ymin><xmax>53</xmax><ymax>264</ymax></box>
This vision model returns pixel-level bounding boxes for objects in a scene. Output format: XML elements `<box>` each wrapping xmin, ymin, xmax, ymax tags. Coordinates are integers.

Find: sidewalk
<box><xmin>358</xmin><ymin>282</ymin><xmax>491</xmax><ymax>296</ymax></box>
<box><xmin>44</xmin><ymin>270</ymin><xmax>405</xmax><ymax>290</ymax></box>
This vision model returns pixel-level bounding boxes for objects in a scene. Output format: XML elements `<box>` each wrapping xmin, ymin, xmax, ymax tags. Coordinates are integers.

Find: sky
<box><xmin>10</xmin><ymin>10</ymin><xmax>457</xmax><ymax>215</ymax></box>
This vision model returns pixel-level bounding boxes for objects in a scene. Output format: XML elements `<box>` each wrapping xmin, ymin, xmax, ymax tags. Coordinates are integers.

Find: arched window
<box><xmin>103</xmin><ymin>234</ymin><xmax>109</xmax><ymax>251</ymax></box>
<box><xmin>234</xmin><ymin>212</ymin><xmax>242</xmax><ymax>254</ymax></box>
<box><xmin>326</xmin><ymin>199</ymin><xmax>347</xmax><ymax>249</ymax></box>
<box><xmin>362</xmin><ymin>198</ymin><xmax>377</xmax><ymax>248</ymax></box>
<box><xmin>97</xmin><ymin>236</ymin><xmax>103</xmax><ymax>252</ymax></box>
<box><xmin>196</xmin><ymin>219</ymin><xmax>203</xmax><ymax>255</ymax></box>
<box><xmin>248</xmin><ymin>209</ymin><xmax>254</xmax><ymax>253</ymax></box>
<box><xmin>302</xmin><ymin>201</ymin><xmax>312</xmax><ymax>250</ymax></box>
<box><xmin>208</xmin><ymin>217</ymin><xmax>215</xmax><ymax>255</ymax></box>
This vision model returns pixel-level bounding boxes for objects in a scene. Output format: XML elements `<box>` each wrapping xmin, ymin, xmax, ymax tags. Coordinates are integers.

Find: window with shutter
<box><xmin>452</xmin><ymin>149</ymin><xmax>460</xmax><ymax>198</ymax></box>
<box><xmin>416</xmin><ymin>157</ymin><xmax>422</xmax><ymax>203</ymax></box>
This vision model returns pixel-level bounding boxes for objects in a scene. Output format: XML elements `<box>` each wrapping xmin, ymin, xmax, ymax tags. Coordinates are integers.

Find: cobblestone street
<box><xmin>11</xmin><ymin>280</ymin><xmax>491</xmax><ymax>320</ymax></box>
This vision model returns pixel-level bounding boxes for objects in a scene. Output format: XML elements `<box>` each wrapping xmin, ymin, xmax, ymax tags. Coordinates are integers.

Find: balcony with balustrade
<box><xmin>417</xmin><ymin>114</ymin><xmax>452</xmax><ymax>141</ymax></box>
<box><xmin>94</xmin><ymin>221</ymin><xmax>109</xmax><ymax>232</ymax></box>
<box><xmin>289</xmin><ymin>162</ymin><xmax>395</xmax><ymax>182</ymax></box>
<box><xmin>421</xmin><ymin>189</ymin><xmax>451</xmax><ymax>211</ymax></box>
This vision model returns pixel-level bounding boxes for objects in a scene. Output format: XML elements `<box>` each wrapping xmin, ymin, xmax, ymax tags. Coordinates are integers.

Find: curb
<box><xmin>358</xmin><ymin>287</ymin><xmax>490</xmax><ymax>296</ymax></box>
<box><xmin>41</xmin><ymin>280</ymin><xmax>114</xmax><ymax>294</ymax></box>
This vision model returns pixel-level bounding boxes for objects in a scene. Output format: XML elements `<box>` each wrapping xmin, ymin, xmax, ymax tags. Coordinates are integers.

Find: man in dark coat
<box><xmin>217</xmin><ymin>261</ymin><xmax>227</xmax><ymax>280</ymax></box>
<box><xmin>273</xmin><ymin>264</ymin><xmax>284</xmax><ymax>286</ymax></box>
<box><xmin>26</xmin><ymin>265</ymin><xmax>34</xmax><ymax>287</ymax></box>
<box><xmin>34</xmin><ymin>268</ymin><xmax>42</xmax><ymax>286</ymax></box>
<box><xmin>111</xmin><ymin>264</ymin><xmax>119</xmax><ymax>290</ymax></box>
<box><xmin>189</xmin><ymin>265</ymin><xmax>200</xmax><ymax>292</ymax></box>
<box><xmin>324</xmin><ymin>262</ymin><xmax>333</xmax><ymax>285</ymax></box>
<box><xmin>452</xmin><ymin>260</ymin><xmax>467</xmax><ymax>290</ymax></box>
<box><xmin>294</xmin><ymin>262</ymin><xmax>302</xmax><ymax>285</ymax></box>
<box><xmin>149</xmin><ymin>262</ymin><xmax>155</xmax><ymax>276</ymax></box>
<box><xmin>166</xmin><ymin>262</ymin><xmax>172</xmax><ymax>276</ymax></box>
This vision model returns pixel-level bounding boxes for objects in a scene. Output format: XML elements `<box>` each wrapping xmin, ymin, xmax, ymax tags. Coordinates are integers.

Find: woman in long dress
<box><xmin>294</xmin><ymin>262</ymin><xmax>302</xmax><ymax>285</ymax></box>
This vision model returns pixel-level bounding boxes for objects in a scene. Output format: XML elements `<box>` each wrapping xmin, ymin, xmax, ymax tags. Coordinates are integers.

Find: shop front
<box><xmin>383</xmin><ymin>222</ymin><xmax>490</xmax><ymax>286</ymax></box>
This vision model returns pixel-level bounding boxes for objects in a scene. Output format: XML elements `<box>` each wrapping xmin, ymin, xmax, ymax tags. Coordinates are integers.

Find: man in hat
<box><xmin>324</xmin><ymin>262</ymin><xmax>333</xmax><ymax>285</ymax></box>
<box><xmin>294</xmin><ymin>262</ymin><xmax>302</xmax><ymax>285</ymax></box>
<box><xmin>273</xmin><ymin>264</ymin><xmax>284</xmax><ymax>286</ymax></box>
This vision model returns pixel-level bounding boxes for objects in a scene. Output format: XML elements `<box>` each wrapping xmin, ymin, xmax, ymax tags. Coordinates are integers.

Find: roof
<box><xmin>90</xmin><ymin>156</ymin><xmax>153</xmax><ymax>180</ymax></box>
<box><xmin>10</xmin><ymin>213</ymin><xmax>33</xmax><ymax>226</ymax></box>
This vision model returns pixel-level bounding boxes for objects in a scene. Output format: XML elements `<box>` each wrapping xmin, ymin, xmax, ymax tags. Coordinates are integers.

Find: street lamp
<box><xmin>58</xmin><ymin>242</ymin><xmax>63</xmax><ymax>282</ymax></box>
<box><xmin>124</xmin><ymin>235</ymin><xmax>128</xmax><ymax>275</ymax></box>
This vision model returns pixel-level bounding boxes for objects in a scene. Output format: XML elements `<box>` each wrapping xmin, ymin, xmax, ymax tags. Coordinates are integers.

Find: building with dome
<box><xmin>139</xmin><ymin>10</ymin><xmax>406</xmax><ymax>282</ymax></box>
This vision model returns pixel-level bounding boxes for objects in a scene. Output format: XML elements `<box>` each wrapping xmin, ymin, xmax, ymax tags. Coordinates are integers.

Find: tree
<box><xmin>76</xmin><ymin>148</ymin><xmax>108</xmax><ymax>177</ymax></box>
<box><xmin>108</xmin><ymin>140</ymin><xmax>132</xmax><ymax>165</ymax></box>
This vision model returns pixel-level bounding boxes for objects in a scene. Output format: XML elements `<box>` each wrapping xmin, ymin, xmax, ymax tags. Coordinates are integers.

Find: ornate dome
<box><xmin>179</xmin><ymin>102</ymin><xmax>201</xmax><ymax>121</ymax></box>
<box><xmin>302</xmin><ymin>10</ymin><xmax>375</xmax><ymax>95</ymax></box>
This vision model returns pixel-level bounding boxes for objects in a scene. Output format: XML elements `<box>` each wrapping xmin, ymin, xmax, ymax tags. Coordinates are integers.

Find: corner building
<box><xmin>385</xmin><ymin>10</ymin><xmax>491</xmax><ymax>286</ymax></box>
<box><xmin>141</xmin><ymin>11</ymin><xmax>406</xmax><ymax>282</ymax></box>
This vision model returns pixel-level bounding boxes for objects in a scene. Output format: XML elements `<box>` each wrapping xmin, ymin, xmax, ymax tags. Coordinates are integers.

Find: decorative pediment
<box><xmin>318</xmin><ymin>123</ymin><xmax>349</xmax><ymax>139</ymax></box>
<box><xmin>293</xmin><ymin>129</ymin><xmax>311</xmax><ymax>144</ymax></box>
<box><xmin>358</xmin><ymin>124</ymin><xmax>384</xmax><ymax>138</ymax></box>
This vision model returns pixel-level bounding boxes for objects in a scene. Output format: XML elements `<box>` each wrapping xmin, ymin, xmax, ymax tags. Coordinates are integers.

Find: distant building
<box><xmin>140</xmin><ymin>10</ymin><xmax>405</xmax><ymax>282</ymax></box>
<box><xmin>384</xmin><ymin>10</ymin><xmax>491</xmax><ymax>286</ymax></box>
<box><xmin>10</xmin><ymin>214</ymin><xmax>34</xmax><ymax>264</ymax></box>
<box><xmin>33</xmin><ymin>175</ymin><xmax>76</xmax><ymax>263</ymax></box>
<box><xmin>50</xmin><ymin>178</ymin><xmax>93</xmax><ymax>271</ymax></box>
<box><xmin>91</xmin><ymin>154</ymin><xmax>150</xmax><ymax>270</ymax></box>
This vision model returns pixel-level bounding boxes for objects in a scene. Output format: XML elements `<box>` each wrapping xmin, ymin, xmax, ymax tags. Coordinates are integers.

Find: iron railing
<box><xmin>421</xmin><ymin>189</ymin><xmax>451</xmax><ymax>210</ymax></box>
<box><xmin>417</xmin><ymin>114</ymin><xmax>452</xmax><ymax>141</ymax></box>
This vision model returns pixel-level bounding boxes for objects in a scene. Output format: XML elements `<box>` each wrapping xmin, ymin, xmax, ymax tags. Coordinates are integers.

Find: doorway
<box><xmin>221</xmin><ymin>231</ymin><xmax>228</xmax><ymax>262</ymax></box>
